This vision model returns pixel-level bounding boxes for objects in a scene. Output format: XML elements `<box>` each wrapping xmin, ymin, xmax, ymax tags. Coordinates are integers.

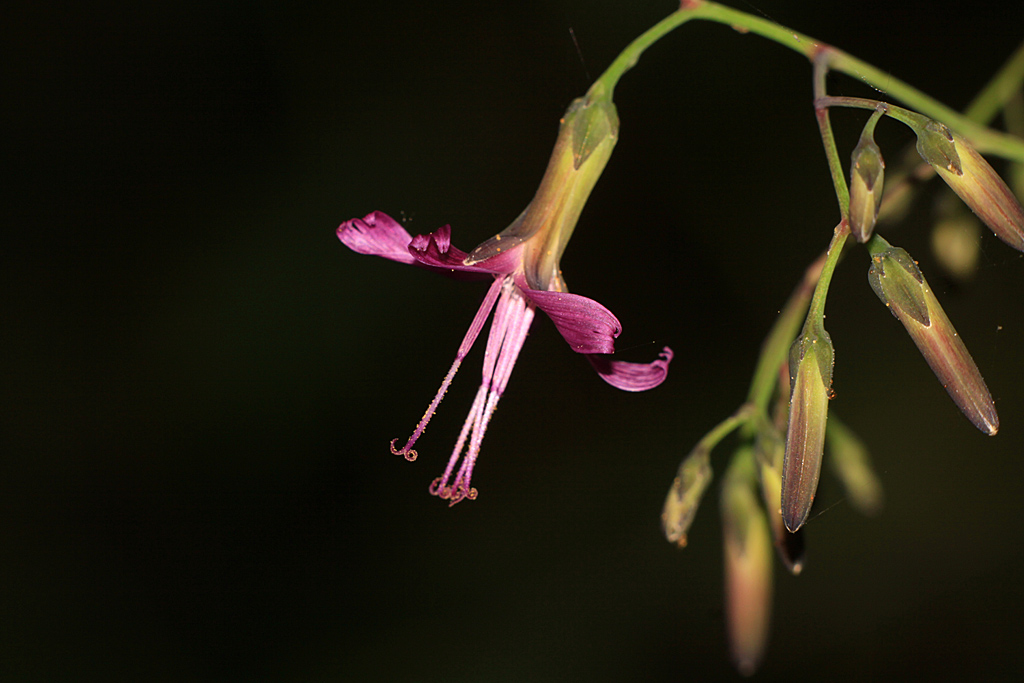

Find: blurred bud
<box><xmin>849</xmin><ymin>110</ymin><xmax>886</xmax><ymax>242</ymax></box>
<box><xmin>931</xmin><ymin>205</ymin><xmax>981</xmax><ymax>281</ymax></box>
<box><xmin>915</xmin><ymin>120</ymin><xmax>1024</xmax><ymax>252</ymax></box>
<box><xmin>825</xmin><ymin>416</ymin><xmax>883</xmax><ymax>516</ymax></box>
<box><xmin>662</xmin><ymin>446</ymin><xmax>712</xmax><ymax>547</ymax></box>
<box><xmin>868</xmin><ymin>245</ymin><xmax>998</xmax><ymax>435</ymax></box>
<box><xmin>1011</xmin><ymin>161</ymin><xmax>1024</xmax><ymax>206</ymax></box>
<box><xmin>781</xmin><ymin>329</ymin><xmax>834</xmax><ymax>533</ymax></box>
<box><xmin>755</xmin><ymin>432</ymin><xmax>804</xmax><ymax>574</ymax></box>
<box><xmin>721</xmin><ymin>450</ymin><xmax>773</xmax><ymax>677</ymax></box>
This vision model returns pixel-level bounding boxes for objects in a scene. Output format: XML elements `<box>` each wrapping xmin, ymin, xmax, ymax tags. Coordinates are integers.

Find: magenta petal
<box><xmin>337</xmin><ymin>211</ymin><xmax>416</xmax><ymax>265</ymax></box>
<box><xmin>521</xmin><ymin>286</ymin><xmax>621</xmax><ymax>354</ymax></box>
<box><xmin>409</xmin><ymin>225</ymin><xmax>475</xmax><ymax>270</ymax></box>
<box><xmin>588</xmin><ymin>346</ymin><xmax>674</xmax><ymax>391</ymax></box>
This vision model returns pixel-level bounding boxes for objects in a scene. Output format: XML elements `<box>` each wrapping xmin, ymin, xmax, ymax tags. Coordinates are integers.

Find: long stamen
<box><xmin>390</xmin><ymin>276</ymin><xmax>504</xmax><ymax>461</ymax></box>
<box><xmin>429</xmin><ymin>383</ymin><xmax>487</xmax><ymax>498</ymax></box>
<box><xmin>435</xmin><ymin>283</ymin><xmax>536</xmax><ymax>505</ymax></box>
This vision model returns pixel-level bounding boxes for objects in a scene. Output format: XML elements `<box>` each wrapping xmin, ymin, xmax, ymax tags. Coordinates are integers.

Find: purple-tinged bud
<box><xmin>721</xmin><ymin>450</ymin><xmax>773</xmax><ymax>677</ymax></box>
<box><xmin>825</xmin><ymin>417</ymin><xmax>883</xmax><ymax>516</ymax></box>
<box><xmin>868</xmin><ymin>245</ymin><xmax>998</xmax><ymax>435</ymax></box>
<box><xmin>849</xmin><ymin>116</ymin><xmax>885</xmax><ymax>242</ymax></box>
<box><xmin>915</xmin><ymin>121</ymin><xmax>1024</xmax><ymax>252</ymax></box>
<box><xmin>781</xmin><ymin>330</ymin><xmax>834</xmax><ymax>533</ymax></box>
<box><xmin>662</xmin><ymin>445</ymin><xmax>712</xmax><ymax>548</ymax></box>
<box><xmin>756</xmin><ymin>434</ymin><xmax>804</xmax><ymax>574</ymax></box>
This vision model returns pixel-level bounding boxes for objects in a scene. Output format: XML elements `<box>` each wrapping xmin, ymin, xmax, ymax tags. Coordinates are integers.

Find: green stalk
<box><xmin>805</xmin><ymin>222</ymin><xmax>850</xmax><ymax>330</ymax></box>
<box><xmin>813</xmin><ymin>55</ymin><xmax>850</xmax><ymax>218</ymax></box>
<box><xmin>964</xmin><ymin>39</ymin><xmax>1024</xmax><ymax>124</ymax></box>
<box><xmin>683</xmin><ymin>2</ymin><xmax>1024</xmax><ymax>159</ymax></box>
<box><xmin>746</xmin><ymin>253</ymin><xmax>826</xmax><ymax>412</ymax></box>
<box><xmin>592</xmin><ymin>3</ymin><xmax>1023</xmax><ymax>158</ymax></box>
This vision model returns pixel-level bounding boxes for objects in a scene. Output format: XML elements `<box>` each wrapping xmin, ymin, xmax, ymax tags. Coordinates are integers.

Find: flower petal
<box><xmin>588</xmin><ymin>346</ymin><xmax>673</xmax><ymax>391</ymax></box>
<box><xmin>521</xmin><ymin>286</ymin><xmax>621</xmax><ymax>354</ymax></box>
<box><xmin>339</xmin><ymin>211</ymin><xmax>494</xmax><ymax>280</ymax></box>
<box><xmin>408</xmin><ymin>225</ymin><xmax>474</xmax><ymax>270</ymax></box>
<box><xmin>337</xmin><ymin>211</ymin><xmax>416</xmax><ymax>265</ymax></box>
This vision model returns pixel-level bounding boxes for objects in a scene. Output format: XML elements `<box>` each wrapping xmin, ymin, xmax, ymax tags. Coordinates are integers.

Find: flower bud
<box><xmin>825</xmin><ymin>416</ymin><xmax>883</xmax><ymax>516</ymax></box>
<box><xmin>915</xmin><ymin>119</ymin><xmax>962</xmax><ymax>175</ymax></box>
<box><xmin>661</xmin><ymin>445</ymin><xmax>712</xmax><ymax>548</ymax></box>
<box><xmin>868</xmin><ymin>245</ymin><xmax>998</xmax><ymax>435</ymax></box>
<box><xmin>849</xmin><ymin>116</ymin><xmax>885</xmax><ymax>242</ymax></box>
<box><xmin>915</xmin><ymin>121</ymin><xmax>1024</xmax><ymax>252</ymax></box>
<box><xmin>931</xmin><ymin>207</ymin><xmax>981</xmax><ymax>282</ymax></box>
<box><xmin>721</xmin><ymin>450</ymin><xmax>773</xmax><ymax>676</ymax></box>
<box><xmin>756</xmin><ymin>433</ymin><xmax>804</xmax><ymax>574</ymax></box>
<box><xmin>781</xmin><ymin>329</ymin><xmax>834</xmax><ymax>533</ymax></box>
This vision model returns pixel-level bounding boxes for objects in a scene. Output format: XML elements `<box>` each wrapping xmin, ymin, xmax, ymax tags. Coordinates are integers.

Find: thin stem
<box><xmin>814</xmin><ymin>55</ymin><xmax>850</xmax><ymax>219</ymax></box>
<box><xmin>964</xmin><ymin>39</ymin><xmax>1024</xmax><ymax>125</ymax></box>
<box><xmin>805</xmin><ymin>221</ymin><xmax>850</xmax><ymax>330</ymax></box>
<box><xmin>682</xmin><ymin>2</ymin><xmax>1024</xmax><ymax>160</ymax></box>
<box><xmin>593</xmin><ymin>9</ymin><xmax>694</xmax><ymax>98</ymax></box>
<box><xmin>816</xmin><ymin>95</ymin><xmax>941</xmax><ymax>130</ymax></box>
<box><xmin>697</xmin><ymin>404</ymin><xmax>757</xmax><ymax>455</ymax></box>
<box><xmin>746</xmin><ymin>253</ymin><xmax>826</xmax><ymax>412</ymax></box>
<box><xmin>591</xmin><ymin>2</ymin><xmax>1023</xmax><ymax>158</ymax></box>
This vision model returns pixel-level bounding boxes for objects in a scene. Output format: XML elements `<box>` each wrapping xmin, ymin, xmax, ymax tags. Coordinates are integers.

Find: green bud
<box><xmin>866</xmin><ymin>246</ymin><xmax>930</xmax><ymax>326</ymax></box>
<box><xmin>930</xmin><ymin>132</ymin><xmax>1024</xmax><ymax>253</ymax></box>
<box><xmin>825</xmin><ymin>415</ymin><xmax>883</xmax><ymax>516</ymax></box>
<box><xmin>868</xmin><ymin>245</ymin><xmax>998</xmax><ymax>435</ymax></box>
<box><xmin>849</xmin><ymin>111</ymin><xmax>886</xmax><ymax>243</ymax></box>
<box><xmin>915</xmin><ymin>119</ymin><xmax>962</xmax><ymax>175</ymax></box>
<box><xmin>721</xmin><ymin>449</ymin><xmax>773</xmax><ymax>677</ymax></box>
<box><xmin>662</xmin><ymin>445</ymin><xmax>712</xmax><ymax>548</ymax></box>
<box><xmin>755</xmin><ymin>429</ymin><xmax>804</xmax><ymax>574</ymax></box>
<box><xmin>781</xmin><ymin>329</ymin><xmax>834</xmax><ymax>533</ymax></box>
<box><xmin>931</xmin><ymin>204</ymin><xmax>981</xmax><ymax>282</ymax></box>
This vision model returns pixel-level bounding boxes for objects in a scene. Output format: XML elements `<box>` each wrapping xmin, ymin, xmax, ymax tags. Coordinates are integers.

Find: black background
<box><xmin>5</xmin><ymin>1</ymin><xmax>1024</xmax><ymax>680</ymax></box>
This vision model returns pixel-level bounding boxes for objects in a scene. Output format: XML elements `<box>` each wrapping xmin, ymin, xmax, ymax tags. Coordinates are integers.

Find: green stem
<box><xmin>805</xmin><ymin>221</ymin><xmax>850</xmax><ymax>331</ymax></box>
<box><xmin>864</xmin><ymin>232</ymin><xmax>893</xmax><ymax>257</ymax></box>
<box><xmin>814</xmin><ymin>55</ymin><xmax>850</xmax><ymax>219</ymax></box>
<box><xmin>817</xmin><ymin>95</ymin><xmax>957</xmax><ymax>131</ymax></box>
<box><xmin>964</xmin><ymin>39</ymin><xmax>1024</xmax><ymax>124</ymax></box>
<box><xmin>746</xmin><ymin>253</ymin><xmax>826</xmax><ymax>412</ymax></box>
<box><xmin>592</xmin><ymin>2</ymin><xmax>1024</xmax><ymax>159</ymax></box>
<box><xmin>696</xmin><ymin>404</ymin><xmax>757</xmax><ymax>456</ymax></box>
<box><xmin>593</xmin><ymin>10</ymin><xmax>695</xmax><ymax>98</ymax></box>
<box><xmin>682</xmin><ymin>2</ymin><xmax>1024</xmax><ymax>160</ymax></box>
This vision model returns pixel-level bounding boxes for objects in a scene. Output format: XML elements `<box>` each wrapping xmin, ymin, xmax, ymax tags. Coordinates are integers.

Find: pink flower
<box><xmin>339</xmin><ymin>210</ymin><xmax>672</xmax><ymax>504</ymax></box>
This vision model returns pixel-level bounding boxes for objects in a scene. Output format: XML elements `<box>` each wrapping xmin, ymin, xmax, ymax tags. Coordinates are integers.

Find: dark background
<box><xmin>5</xmin><ymin>1</ymin><xmax>1024</xmax><ymax>680</ymax></box>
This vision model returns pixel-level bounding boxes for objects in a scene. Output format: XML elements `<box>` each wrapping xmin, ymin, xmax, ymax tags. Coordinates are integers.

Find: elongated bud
<box><xmin>781</xmin><ymin>329</ymin><xmax>834</xmax><ymax>532</ymax></box>
<box><xmin>849</xmin><ymin>108</ymin><xmax>886</xmax><ymax>242</ymax></box>
<box><xmin>721</xmin><ymin>450</ymin><xmax>773</xmax><ymax>677</ymax></box>
<box><xmin>662</xmin><ymin>446</ymin><xmax>712</xmax><ymax>547</ymax></box>
<box><xmin>915</xmin><ymin>120</ymin><xmax>1024</xmax><ymax>251</ymax></box>
<box><xmin>825</xmin><ymin>416</ymin><xmax>883</xmax><ymax>516</ymax></box>
<box><xmin>755</xmin><ymin>433</ymin><xmax>804</xmax><ymax>574</ymax></box>
<box><xmin>868</xmin><ymin>244</ymin><xmax>998</xmax><ymax>435</ymax></box>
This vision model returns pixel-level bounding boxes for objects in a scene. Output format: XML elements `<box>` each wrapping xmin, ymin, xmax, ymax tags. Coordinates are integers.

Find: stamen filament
<box><xmin>391</xmin><ymin>276</ymin><xmax>504</xmax><ymax>461</ymax></box>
